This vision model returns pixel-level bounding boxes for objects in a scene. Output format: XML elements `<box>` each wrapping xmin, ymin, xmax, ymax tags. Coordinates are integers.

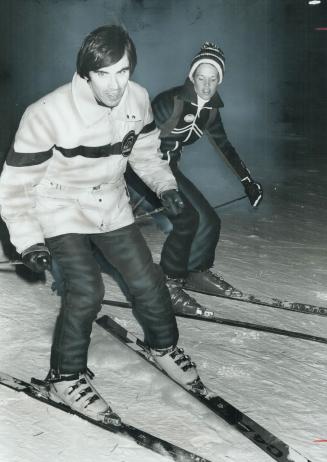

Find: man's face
<box><xmin>191</xmin><ymin>63</ymin><xmax>219</xmax><ymax>101</ymax></box>
<box><xmin>88</xmin><ymin>51</ymin><xmax>130</xmax><ymax>107</ymax></box>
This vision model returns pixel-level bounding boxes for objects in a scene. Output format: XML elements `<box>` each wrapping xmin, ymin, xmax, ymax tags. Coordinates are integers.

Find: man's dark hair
<box><xmin>77</xmin><ymin>25</ymin><xmax>137</xmax><ymax>79</ymax></box>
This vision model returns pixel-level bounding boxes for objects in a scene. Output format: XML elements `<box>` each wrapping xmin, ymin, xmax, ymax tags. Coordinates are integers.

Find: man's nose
<box><xmin>106</xmin><ymin>75</ymin><xmax>119</xmax><ymax>89</ymax></box>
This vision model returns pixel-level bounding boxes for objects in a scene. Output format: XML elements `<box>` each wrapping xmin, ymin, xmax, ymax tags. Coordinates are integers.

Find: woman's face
<box><xmin>191</xmin><ymin>63</ymin><xmax>219</xmax><ymax>101</ymax></box>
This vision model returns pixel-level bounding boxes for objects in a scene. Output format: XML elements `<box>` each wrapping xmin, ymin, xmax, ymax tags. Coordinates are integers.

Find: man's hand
<box><xmin>160</xmin><ymin>189</ymin><xmax>184</xmax><ymax>217</ymax></box>
<box><xmin>241</xmin><ymin>177</ymin><xmax>263</xmax><ymax>208</ymax></box>
<box><xmin>21</xmin><ymin>243</ymin><xmax>52</xmax><ymax>273</ymax></box>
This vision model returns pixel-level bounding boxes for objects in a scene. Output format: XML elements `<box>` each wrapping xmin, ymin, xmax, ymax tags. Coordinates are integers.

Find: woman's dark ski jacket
<box><xmin>151</xmin><ymin>78</ymin><xmax>250</xmax><ymax>180</ymax></box>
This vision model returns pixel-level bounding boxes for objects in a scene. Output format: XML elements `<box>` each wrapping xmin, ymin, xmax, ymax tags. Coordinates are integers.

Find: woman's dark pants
<box><xmin>161</xmin><ymin>166</ymin><xmax>221</xmax><ymax>278</ymax></box>
<box><xmin>125</xmin><ymin>163</ymin><xmax>221</xmax><ymax>279</ymax></box>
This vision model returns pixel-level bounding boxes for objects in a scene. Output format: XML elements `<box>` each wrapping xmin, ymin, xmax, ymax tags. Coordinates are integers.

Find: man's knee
<box><xmin>129</xmin><ymin>261</ymin><xmax>166</xmax><ymax>298</ymax></box>
<box><xmin>66</xmin><ymin>273</ymin><xmax>105</xmax><ymax>309</ymax></box>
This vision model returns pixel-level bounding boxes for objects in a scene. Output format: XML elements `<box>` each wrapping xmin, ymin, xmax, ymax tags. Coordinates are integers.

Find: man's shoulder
<box><xmin>24</xmin><ymin>81</ymin><xmax>72</xmax><ymax>118</ymax></box>
<box><xmin>128</xmin><ymin>80</ymin><xmax>149</xmax><ymax>99</ymax></box>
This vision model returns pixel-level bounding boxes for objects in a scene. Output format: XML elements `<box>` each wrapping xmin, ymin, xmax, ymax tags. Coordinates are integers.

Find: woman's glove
<box><xmin>241</xmin><ymin>177</ymin><xmax>263</xmax><ymax>208</ymax></box>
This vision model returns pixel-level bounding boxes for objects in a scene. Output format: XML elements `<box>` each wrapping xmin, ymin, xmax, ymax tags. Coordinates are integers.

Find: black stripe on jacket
<box><xmin>6</xmin><ymin>121</ymin><xmax>157</xmax><ymax>167</ymax></box>
<box><xmin>6</xmin><ymin>147</ymin><xmax>53</xmax><ymax>167</ymax></box>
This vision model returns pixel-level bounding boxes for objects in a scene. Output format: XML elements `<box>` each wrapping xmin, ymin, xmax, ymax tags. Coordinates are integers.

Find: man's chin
<box><xmin>99</xmin><ymin>96</ymin><xmax>123</xmax><ymax>108</ymax></box>
<box><xmin>105</xmin><ymin>101</ymin><xmax>120</xmax><ymax>108</ymax></box>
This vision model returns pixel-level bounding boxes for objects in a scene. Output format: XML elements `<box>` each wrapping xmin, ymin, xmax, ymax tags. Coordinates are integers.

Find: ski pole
<box><xmin>212</xmin><ymin>194</ymin><xmax>247</xmax><ymax>210</ymax></box>
<box><xmin>132</xmin><ymin>195</ymin><xmax>146</xmax><ymax>211</ymax></box>
<box><xmin>135</xmin><ymin>194</ymin><xmax>247</xmax><ymax>220</ymax></box>
<box><xmin>135</xmin><ymin>207</ymin><xmax>164</xmax><ymax>220</ymax></box>
<box><xmin>0</xmin><ymin>260</ymin><xmax>23</xmax><ymax>265</ymax></box>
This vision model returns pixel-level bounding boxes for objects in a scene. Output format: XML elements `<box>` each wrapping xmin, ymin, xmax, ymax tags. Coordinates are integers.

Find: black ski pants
<box><xmin>125</xmin><ymin>163</ymin><xmax>221</xmax><ymax>279</ymax></box>
<box><xmin>46</xmin><ymin>224</ymin><xmax>178</xmax><ymax>374</ymax></box>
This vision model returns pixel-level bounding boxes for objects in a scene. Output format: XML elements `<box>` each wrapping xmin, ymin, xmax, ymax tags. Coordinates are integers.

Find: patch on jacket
<box><xmin>121</xmin><ymin>130</ymin><xmax>137</xmax><ymax>157</ymax></box>
<box><xmin>184</xmin><ymin>113</ymin><xmax>195</xmax><ymax>123</ymax></box>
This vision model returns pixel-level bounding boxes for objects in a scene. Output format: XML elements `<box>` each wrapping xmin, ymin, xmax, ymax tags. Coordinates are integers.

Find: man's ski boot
<box><xmin>184</xmin><ymin>269</ymin><xmax>242</xmax><ymax>297</ymax></box>
<box><xmin>44</xmin><ymin>369</ymin><xmax>121</xmax><ymax>425</ymax></box>
<box><xmin>150</xmin><ymin>344</ymin><xmax>206</xmax><ymax>393</ymax></box>
<box><xmin>165</xmin><ymin>276</ymin><xmax>211</xmax><ymax>316</ymax></box>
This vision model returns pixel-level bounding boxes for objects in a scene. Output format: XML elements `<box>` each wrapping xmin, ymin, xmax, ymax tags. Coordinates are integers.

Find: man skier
<box><xmin>124</xmin><ymin>41</ymin><xmax>263</xmax><ymax>312</ymax></box>
<box><xmin>0</xmin><ymin>25</ymin><xmax>203</xmax><ymax>423</ymax></box>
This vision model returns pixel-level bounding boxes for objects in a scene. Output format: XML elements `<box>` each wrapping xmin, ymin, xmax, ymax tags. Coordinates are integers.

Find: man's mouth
<box><xmin>106</xmin><ymin>91</ymin><xmax>121</xmax><ymax>98</ymax></box>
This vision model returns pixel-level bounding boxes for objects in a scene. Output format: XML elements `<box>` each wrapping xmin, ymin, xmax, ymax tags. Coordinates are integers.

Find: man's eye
<box><xmin>97</xmin><ymin>72</ymin><xmax>106</xmax><ymax>77</ymax></box>
<box><xmin>119</xmin><ymin>69</ymin><xmax>128</xmax><ymax>74</ymax></box>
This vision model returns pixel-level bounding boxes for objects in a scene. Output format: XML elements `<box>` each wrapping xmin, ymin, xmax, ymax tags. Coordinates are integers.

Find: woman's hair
<box><xmin>76</xmin><ymin>25</ymin><xmax>137</xmax><ymax>79</ymax></box>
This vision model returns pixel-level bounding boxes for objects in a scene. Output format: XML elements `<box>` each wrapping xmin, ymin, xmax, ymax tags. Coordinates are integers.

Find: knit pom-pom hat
<box><xmin>189</xmin><ymin>42</ymin><xmax>225</xmax><ymax>84</ymax></box>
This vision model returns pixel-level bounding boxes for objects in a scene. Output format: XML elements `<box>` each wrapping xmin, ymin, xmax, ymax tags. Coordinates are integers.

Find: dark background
<box><xmin>0</xmin><ymin>0</ymin><xmax>326</xmax><ymax>206</ymax></box>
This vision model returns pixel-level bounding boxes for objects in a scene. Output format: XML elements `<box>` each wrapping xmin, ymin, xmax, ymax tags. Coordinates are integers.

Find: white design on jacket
<box><xmin>171</xmin><ymin>102</ymin><xmax>206</xmax><ymax>142</ymax></box>
<box><xmin>0</xmin><ymin>74</ymin><xmax>177</xmax><ymax>253</ymax></box>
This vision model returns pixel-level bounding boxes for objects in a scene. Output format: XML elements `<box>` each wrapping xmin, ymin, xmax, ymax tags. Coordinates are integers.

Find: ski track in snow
<box><xmin>1</xmin><ymin>173</ymin><xmax>327</xmax><ymax>462</ymax></box>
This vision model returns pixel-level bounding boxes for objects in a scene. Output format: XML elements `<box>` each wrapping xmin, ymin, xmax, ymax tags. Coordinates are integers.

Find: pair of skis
<box><xmin>0</xmin><ymin>306</ymin><xmax>315</xmax><ymax>462</ymax></box>
<box><xmin>0</xmin><ymin>312</ymin><xmax>312</xmax><ymax>462</ymax></box>
<box><xmin>95</xmin><ymin>314</ymin><xmax>312</xmax><ymax>462</ymax></box>
<box><xmin>0</xmin><ymin>279</ymin><xmax>321</xmax><ymax>462</ymax></box>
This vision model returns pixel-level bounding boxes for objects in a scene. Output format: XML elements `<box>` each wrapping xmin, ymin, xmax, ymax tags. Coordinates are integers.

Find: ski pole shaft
<box><xmin>0</xmin><ymin>260</ymin><xmax>23</xmax><ymax>265</ymax></box>
<box><xmin>212</xmin><ymin>194</ymin><xmax>247</xmax><ymax>210</ymax></box>
<box><xmin>132</xmin><ymin>195</ymin><xmax>146</xmax><ymax>211</ymax></box>
<box><xmin>135</xmin><ymin>207</ymin><xmax>164</xmax><ymax>220</ymax></box>
<box><xmin>135</xmin><ymin>195</ymin><xmax>247</xmax><ymax>220</ymax></box>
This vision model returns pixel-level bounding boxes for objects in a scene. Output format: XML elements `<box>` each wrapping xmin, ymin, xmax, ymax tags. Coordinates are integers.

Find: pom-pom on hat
<box><xmin>189</xmin><ymin>42</ymin><xmax>225</xmax><ymax>84</ymax></box>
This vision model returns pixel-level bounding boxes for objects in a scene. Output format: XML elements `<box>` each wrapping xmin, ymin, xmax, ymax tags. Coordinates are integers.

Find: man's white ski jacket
<box><xmin>0</xmin><ymin>74</ymin><xmax>176</xmax><ymax>253</ymax></box>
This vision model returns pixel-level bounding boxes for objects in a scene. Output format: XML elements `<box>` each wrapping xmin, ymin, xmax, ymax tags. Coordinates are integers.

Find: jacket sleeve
<box><xmin>152</xmin><ymin>90</ymin><xmax>175</xmax><ymax>131</ymax></box>
<box><xmin>128</xmin><ymin>91</ymin><xmax>177</xmax><ymax>197</ymax></box>
<box><xmin>152</xmin><ymin>90</ymin><xmax>181</xmax><ymax>154</ymax></box>
<box><xmin>0</xmin><ymin>106</ymin><xmax>54</xmax><ymax>253</ymax></box>
<box><xmin>206</xmin><ymin>110</ymin><xmax>251</xmax><ymax>180</ymax></box>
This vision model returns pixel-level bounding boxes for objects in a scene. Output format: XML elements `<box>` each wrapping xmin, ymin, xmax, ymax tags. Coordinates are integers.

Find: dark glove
<box><xmin>21</xmin><ymin>243</ymin><xmax>52</xmax><ymax>273</ymax></box>
<box><xmin>160</xmin><ymin>189</ymin><xmax>184</xmax><ymax>217</ymax></box>
<box><xmin>241</xmin><ymin>177</ymin><xmax>263</xmax><ymax>208</ymax></box>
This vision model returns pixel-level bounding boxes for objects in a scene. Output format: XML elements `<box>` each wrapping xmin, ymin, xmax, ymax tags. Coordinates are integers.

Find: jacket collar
<box><xmin>71</xmin><ymin>73</ymin><xmax>141</xmax><ymax>126</ymax></box>
<box><xmin>178</xmin><ymin>78</ymin><xmax>224</xmax><ymax>108</ymax></box>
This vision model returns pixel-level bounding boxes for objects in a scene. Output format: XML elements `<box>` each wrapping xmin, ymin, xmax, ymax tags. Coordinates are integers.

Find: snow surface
<box><xmin>1</xmin><ymin>163</ymin><xmax>327</xmax><ymax>462</ymax></box>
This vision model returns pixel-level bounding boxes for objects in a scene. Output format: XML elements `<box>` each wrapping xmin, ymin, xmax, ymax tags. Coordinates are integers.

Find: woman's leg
<box><xmin>173</xmin><ymin>168</ymin><xmax>221</xmax><ymax>272</ymax></box>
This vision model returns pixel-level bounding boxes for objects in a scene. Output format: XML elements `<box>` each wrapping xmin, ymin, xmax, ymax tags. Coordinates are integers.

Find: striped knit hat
<box><xmin>189</xmin><ymin>42</ymin><xmax>225</xmax><ymax>84</ymax></box>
